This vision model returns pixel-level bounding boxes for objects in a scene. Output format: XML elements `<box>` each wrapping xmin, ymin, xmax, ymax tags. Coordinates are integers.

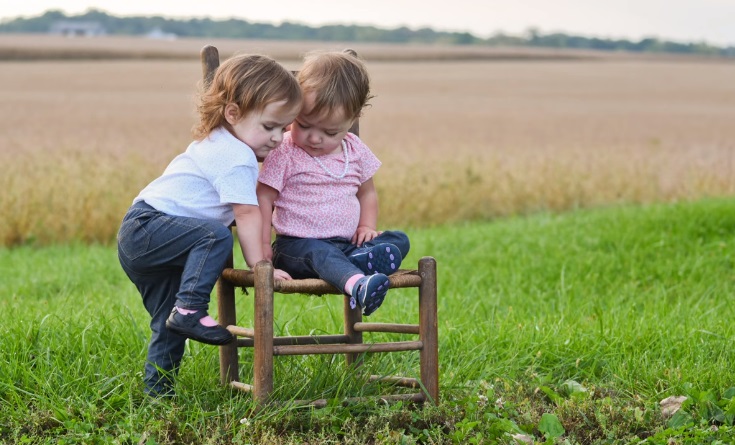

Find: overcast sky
<box><xmin>2</xmin><ymin>0</ymin><xmax>734</xmax><ymax>46</ymax></box>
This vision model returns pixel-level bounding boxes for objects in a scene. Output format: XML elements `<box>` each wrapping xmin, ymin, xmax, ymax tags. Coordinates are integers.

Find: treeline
<box><xmin>2</xmin><ymin>9</ymin><xmax>733</xmax><ymax>57</ymax></box>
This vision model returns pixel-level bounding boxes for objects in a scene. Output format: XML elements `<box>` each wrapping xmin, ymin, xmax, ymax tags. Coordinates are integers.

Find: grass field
<box><xmin>2</xmin><ymin>198</ymin><xmax>735</xmax><ymax>444</ymax></box>
<box><xmin>1</xmin><ymin>35</ymin><xmax>734</xmax><ymax>245</ymax></box>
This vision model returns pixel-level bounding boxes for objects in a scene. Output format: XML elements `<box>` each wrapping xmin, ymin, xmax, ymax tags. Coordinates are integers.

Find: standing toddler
<box><xmin>117</xmin><ymin>54</ymin><xmax>299</xmax><ymax>396</ymax></box>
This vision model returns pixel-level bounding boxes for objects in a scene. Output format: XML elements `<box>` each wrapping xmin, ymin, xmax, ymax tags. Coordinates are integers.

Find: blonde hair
<box><xmin>193</xmin><ymin>54</ymin><xmax>301</xmax><ymax>139</ymax></box>
<box><xmin>297</xmin><ymin>51</ymin><xmax>373</xmax><ymax>121</ymax></box>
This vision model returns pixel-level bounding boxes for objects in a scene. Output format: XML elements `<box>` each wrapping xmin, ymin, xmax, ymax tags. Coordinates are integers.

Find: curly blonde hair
<box><xmin>193</xmin><ymin>54</ymin><xmax>301</xmax><ymax>140</ymax></box>
<box><xmin>297</xmin><ymin>51</ymin><xmax>373</xmax><ymax>121</ymax></box>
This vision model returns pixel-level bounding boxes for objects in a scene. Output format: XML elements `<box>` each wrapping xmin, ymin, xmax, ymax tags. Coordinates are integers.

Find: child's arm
<box><xmin>256</xmin><ymin>182</ymin><xmax>278</xmax><ymax>261</ymax></box>
<box><xmin>232</xmin><ymin>204</ymin><xmax>265</xmax><ymax>268</ymax></box>
<box><xmin>232</xmin><ymin>203</ymin><xmax>291</xmax><ymax>280</ymax></box>
<box><xmin>352</xmin><ymin>178</ymin><xmax>380</xmax><ymax>246</ymax></box>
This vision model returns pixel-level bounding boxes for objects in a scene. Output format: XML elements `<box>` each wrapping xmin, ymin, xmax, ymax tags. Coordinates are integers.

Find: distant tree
<box><xmin>0</xmin><ymin>9</ymin><xmax>732</xmax><ymax>57</ymax></box>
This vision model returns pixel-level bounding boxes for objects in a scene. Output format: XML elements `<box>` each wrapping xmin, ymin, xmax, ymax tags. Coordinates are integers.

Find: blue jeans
<box><xmin>117</xmin><ymin>201</ymin><xmax>233</xmax><ymax>395</ymax></box>
<box><xmin>272</xmin><ymin>230</ymin><xmax>410</xmax><ymax>292</ymax></box>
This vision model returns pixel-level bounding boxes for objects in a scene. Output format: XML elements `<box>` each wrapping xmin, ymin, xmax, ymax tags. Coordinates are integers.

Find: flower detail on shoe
<box><xmin>351</xmin><ymin>273</ymin><xmax>390</xmax><ymax>316</ymax></box>
<box><xmin>348</xmin><ymin>243</ymin><xmax>402</xmax><ymax>276</ymax></box>
<box><xmin>165</xmin><ymin>307</ymin><xmax>233</xmax><ymax>345</ymax></box>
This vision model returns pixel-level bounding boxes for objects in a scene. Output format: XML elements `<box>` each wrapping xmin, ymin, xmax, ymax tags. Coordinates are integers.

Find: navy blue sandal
<box><xmin>348</xmin><ymin>243</ymin><xmax>402</xmax><ymax>276</ymax></box>
<box><xmin>351</xmin><ymin>273</ymin><xmax>390</xmax><ymax>316</ymax></box>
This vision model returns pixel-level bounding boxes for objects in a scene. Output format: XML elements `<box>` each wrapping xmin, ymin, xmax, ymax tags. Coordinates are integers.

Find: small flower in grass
<box><xmin>477</xmin><ymin>394</ymin><xmax>488</xmax><ymax>407</ymax></box>
<box><xmin>240</xmin><ymin>417</ymin><xmax>250</xmax><ymax>426</ymax></box>
<box><xmin>495</xmin><ymin>396</ymin><xmax>504</xmax><ymax>409</ymax></box>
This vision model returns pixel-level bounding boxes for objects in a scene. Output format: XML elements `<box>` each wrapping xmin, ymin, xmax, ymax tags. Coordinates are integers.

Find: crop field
<box><xmin>1</xmin><ymin>34</ymin><xmax>734</xmax><ymax>245</ymax></box>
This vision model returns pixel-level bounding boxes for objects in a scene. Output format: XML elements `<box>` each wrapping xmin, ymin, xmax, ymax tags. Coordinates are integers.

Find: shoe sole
<box><xmin>351</xmin><ymin>243</ymin><xmax>402</xmax><ymax>276</ymax></box>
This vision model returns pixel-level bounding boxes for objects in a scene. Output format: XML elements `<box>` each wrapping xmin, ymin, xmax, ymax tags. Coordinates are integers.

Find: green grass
<box><xmin>2</xmin><ymin>198</ymin><xmax>735</xmax><ymax>444</ymax></box>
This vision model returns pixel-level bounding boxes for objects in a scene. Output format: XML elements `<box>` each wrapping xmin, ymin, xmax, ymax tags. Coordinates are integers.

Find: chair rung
<box><xmin>274</xmin><ymin>340</ymin><xmax>422</xmax><ymax>356</ymax></box>
<box><xmin>230</xmin><ymin>381</ymin><xmax>253</xmax><ymax>393</ymax></box>
<box><xmin>353</xmin><ymin>322</ymin><xmax>419</xmax><ymax>334</ymax></box>
<box><xmin>368</xmin><ymin>375</ymin><xmax>420</xmax><ymax>388</ymax></box>
<box><xmin>221</xmin><ymin>268</ymin><xmax>422</xmax><ymax>294</ymax></box>
<box><xmin>227</xmin><ymin>325</ymin><xmax>254</xmax><ymax>337</ymax></box>
<box><xmin>236</xmin><ymin>334</ymin><xmax>350</xmax><ymax>347</ymax></box>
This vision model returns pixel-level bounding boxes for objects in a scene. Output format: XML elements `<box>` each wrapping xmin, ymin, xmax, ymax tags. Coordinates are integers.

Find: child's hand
<box><xmin>351</xmin><ymin>225</ymin><xmax>381</xmax><ymax>246</ymax></box>
<box><xmin>273</xmin><ymin>268</ymin><xmax>292</xmax><ymax>280</ymax></box>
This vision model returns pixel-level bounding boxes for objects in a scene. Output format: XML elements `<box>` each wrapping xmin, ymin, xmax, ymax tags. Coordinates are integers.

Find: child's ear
<box><xmin>224</xmin><ymin>103</ymin><xmax>240</xmax><ymax>125</ymax></box>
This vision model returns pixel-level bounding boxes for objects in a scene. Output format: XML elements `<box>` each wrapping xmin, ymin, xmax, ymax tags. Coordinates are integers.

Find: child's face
<box><xmin>291</xmin><ymin>92</ymin><xmax>354</xmax><ymax>157</ymax></box>
<box><xmin>225</xmin><ymin>100</ymin><xmax>299</xmax><ymax>161</ymax></box>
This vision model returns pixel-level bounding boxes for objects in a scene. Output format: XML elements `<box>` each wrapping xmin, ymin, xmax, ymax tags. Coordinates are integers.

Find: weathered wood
<box><xmin>217</xmin><ymin>247</ymin><xmax>238</xmax><ymax>385</ymax></box>
<box><xmin>220</xmin><ymin>268</ymin><xmax>421</xmax><ymax>293</ymax></box>
<box><xmin>230</xmin><ymin>381</ymin><xmax>253</xmax><ymax>393</ymax></box>
<box><xmin>200</xmin><ymin>45</ymin><xmax>219</xmax><ymax>88</ymax></box>
<box><xmin>236</xmin><ymin>334</ymin><xmax>350</xmax><ymax>348</ymax></box>
<box><xmin>344</xmin><ymin>294</ymin><xmax>363</xmax><ymax>366</ymax></box>
<box><xmin>343</xmin><ymin>48</ymin><xmax>360</xmax><ymax>135</ymax></box>
<box><xmin>419</xmin><ymin>257</ymin><xmax>439</xmax><ymax>404</ymax></box>
<box><xmin>227</xmin><ymin>325</ymin><xmax>254</xmax><ymax>338</ymax></box>
<box><xmin>354</xmin><ymin>322</ymin><xmax>419</xmax><ymax>334</ymax></box>
<box><xmin>368</xmin><ymin>375</ymin><xmax>421</xmax><ymax>388</ymax></box>
<box><xmin>254</xmin><ymin>260</ymin><xmax>274</xmax><ymax>405</ymax></box>
<box><xmin>273</xmin><ymin>340</ymin><xmax>422</xmax><ymax>356</ymax></box>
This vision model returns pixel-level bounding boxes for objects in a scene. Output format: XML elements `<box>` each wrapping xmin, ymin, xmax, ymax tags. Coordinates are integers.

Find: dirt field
<box><xmin>1</xmin><ymin>35</ymin><xmax>734</xmax><ymax>244</ymax></box>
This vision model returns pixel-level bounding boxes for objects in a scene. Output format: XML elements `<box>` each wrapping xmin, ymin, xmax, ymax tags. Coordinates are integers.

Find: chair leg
<box><xmin>254</xmin><ymin>260</ymin><xmax>275</xmax><ymax>406</ymax></box>
<box><xmin>217</xmin><ymin>249</ymin><xmax>238</xmax><ymax>385</ymax></box>
<box><xmin>418</xmin><ymin>257</ymin><xmax>439</xmax><ymax>404</ymax></box>
<box><xmin>344</xmin><ymin>295</ymin><xmax>363</xmax><ymax>366</ymax></box>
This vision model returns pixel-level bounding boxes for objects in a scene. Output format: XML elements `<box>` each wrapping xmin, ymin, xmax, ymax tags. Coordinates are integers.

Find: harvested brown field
<box><xmin>1</xmin><ymin>34</ymin><xmax>734</xmax><ymax>246</ymax></box>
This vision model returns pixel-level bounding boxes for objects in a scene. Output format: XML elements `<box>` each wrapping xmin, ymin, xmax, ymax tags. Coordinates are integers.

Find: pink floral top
<box><xmin>258</xmin><ymin>132</ymin><xmax>381</xmax><ymax>239</ymax></box>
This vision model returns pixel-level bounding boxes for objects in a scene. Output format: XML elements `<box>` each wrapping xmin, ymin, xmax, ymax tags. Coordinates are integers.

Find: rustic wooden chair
<box><xmin>201</xmin><ymin>45</ymin><xmax>439</xmax><ymax>407</ymax></box>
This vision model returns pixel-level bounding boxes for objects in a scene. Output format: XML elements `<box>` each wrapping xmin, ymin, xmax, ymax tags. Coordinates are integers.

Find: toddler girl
<box><xmin>258</xmin><ymin>51</ymin><xmax>410</xmax><ymax>316</ymax></box>
<box><xmin>117</xmin><ymin>53</ymin><xmax>300</xmax><ymax>396</ymax></box>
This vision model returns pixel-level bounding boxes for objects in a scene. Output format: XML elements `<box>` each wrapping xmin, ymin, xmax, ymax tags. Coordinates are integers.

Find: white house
<box><xmin>49</xmin><ymin>21</ymin><xmax>107</xmax><ymax>37</ymax></box>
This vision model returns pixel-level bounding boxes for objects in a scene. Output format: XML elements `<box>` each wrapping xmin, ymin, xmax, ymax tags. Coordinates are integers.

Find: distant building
<box><xmin>146</xmin><ymin>28</ymin><xmax>177</xmax><ymax>40</ymax></box>
<box><xmin>49</xmin><ymin>21</ymin><xmax>107</xmax><ymax>37</ymax></box>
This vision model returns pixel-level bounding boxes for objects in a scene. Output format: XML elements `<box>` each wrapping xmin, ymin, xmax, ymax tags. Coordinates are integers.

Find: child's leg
<box><xmin>372</xmin><ymin>231</ymin><xmax>411</xmax><ymax>258</ymax></box>
<box><xmin>119</xmin><ymin>209</ymin><xmax>186</xmax><ymax>396</ymax></box>
<box><xmin>162</xmin><ymin>216</ymin><xmax>233</xmax><ymax>344</ymax></box>
<box><xmin>139</xmin><ymin>271</ymin><xmax>186</xmax><ymax>396</ymax></box>
<box><xmin>118</xmin><ymin>203</ymin><xmax>233</xmax><ymax>352</ymax></box>
<box><xmin>346</xmin><ymin>231</ymin><xmax>411</xmax><ymax>275</ymax></box>
<box><xmin>272</xmin><ymin>236</ymin><xmax>390</xmax><ymax>315</ymax></box>
<box><xmin>272</xmin><ymin>236</ymin><xmax>361</xmax><ymax>290</ymax></box>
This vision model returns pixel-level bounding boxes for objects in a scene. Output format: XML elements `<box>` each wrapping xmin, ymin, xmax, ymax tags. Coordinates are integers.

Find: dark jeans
<box><xmin>117</xmin><ymin>201</ymin><xmax>233</xmax><ymax>395</ymax></box>
<box><xmin>272</xmin><ymin>230</ymin><xmax>410</xmax><ymax>292</ymax></box>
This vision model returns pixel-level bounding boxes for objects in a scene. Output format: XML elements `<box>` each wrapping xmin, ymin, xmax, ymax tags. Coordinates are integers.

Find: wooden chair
<box><xmin>201</xmin><ymin>45</ymin><xmax>439</xmax><ymax>407</ymax></box>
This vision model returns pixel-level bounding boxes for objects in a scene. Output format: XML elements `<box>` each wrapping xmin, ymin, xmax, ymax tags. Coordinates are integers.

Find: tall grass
<box><xmin>0</xmin><ymin>149</ymin><xmax>156</xmax><ymax>246</ymax></box>
<box><xmin>2</xmin><ymin>198</ymin><xmax>735</xmax><ymax>443</ymax></box>
<box><xmin>3</xmin><ymin>142</ymin><xmax>733</xmax><ymax>246</ymax></box>
<box><xmin>376</xmin><ymin>145</ymin><xmax>735</xmax><ymax>226</ymax></box>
